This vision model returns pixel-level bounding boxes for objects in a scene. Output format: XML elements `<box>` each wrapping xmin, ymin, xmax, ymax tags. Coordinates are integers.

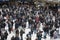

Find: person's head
<box><xmin>11</xmin><ymin>36</ymin><xmax>15</xmax><ymax>40</ymax></box>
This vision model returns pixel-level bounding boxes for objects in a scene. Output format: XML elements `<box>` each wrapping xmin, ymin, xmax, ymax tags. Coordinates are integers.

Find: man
<box><xmin>26</xmin><ymin>34</ymin><xmax>31</xmax><ymax>40</ymax></box>
<box><xmin>14</xmin><ymin>30</ymin><xmax>20</xmax><ymax>40</ymax></box>
<box><xmin>11</xmin><ymin>36</ymin><xmax>15</xmax><ymax>40</ymax></box>
<box><xmin>43</xmin><ymin>25</ymin><xmax>49</xmax><ymax>39</ymax></box>
<box><xmin>37</xmin><ymin>31</ymin><xmax>42</xmax><ymax>40</ymax></box>
<box><xmin>20</xmin><ymin>29</ymin><xmax>24</xmax><ymax>40</ymax></box>
<box><xmin>4</xmin><ymin>31</ymin><xmax>8</xmax><ymax>40</ymax></box>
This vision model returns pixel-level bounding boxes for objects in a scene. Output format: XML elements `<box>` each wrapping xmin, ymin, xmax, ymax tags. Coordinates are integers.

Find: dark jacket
<box><xmin>14</xmin><ymin>37</ymin><xmax>20</xmax><ymax>40</ymax></box>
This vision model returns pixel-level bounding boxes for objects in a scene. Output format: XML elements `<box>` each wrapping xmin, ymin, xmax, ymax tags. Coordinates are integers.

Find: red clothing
<box><xmin>35</xmin><ymin>16</ymin><xmax>39</xmax><ymax>23</ymax></box>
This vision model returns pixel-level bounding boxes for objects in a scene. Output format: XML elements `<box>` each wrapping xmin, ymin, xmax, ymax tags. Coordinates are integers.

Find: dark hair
<box><xmin>11</xmin><ymin>36</ymin><xmax>15</xmax><ymax>40</ymax></box>
<box><xmin>16</xmin><ymin>29</ymin><xmax>19</xmax><ymax>34</ymax></box>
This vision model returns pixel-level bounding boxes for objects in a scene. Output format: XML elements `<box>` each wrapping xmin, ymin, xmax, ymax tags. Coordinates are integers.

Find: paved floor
<box><xmin>6</xmin><ymin>29</ymin><xmax>60</xmax><ymax>40</ymax></box>
<box><xmin>5</xmin><ymin>25</ymin><xmax>60</xmax><ymax>40</ymax></box>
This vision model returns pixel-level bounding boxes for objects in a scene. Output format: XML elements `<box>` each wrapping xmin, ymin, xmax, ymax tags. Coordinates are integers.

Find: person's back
<box><xmin>14</xmin><ymin>36</ymin><xmax>20</xmax><ymax>40</ymax></box>
<box><xmin>37</xmin><ymin>32</ymin><xmax>42</xmax><ymax>40</ymax></box>
<box><xmin>26</xmin><ymin>34</ymin><xmax>31</xmax><ymax>40</ymax></box>
<box><xmin>4</xmin><ymin>31</ymin><xmax>8</xmax><ymax>40</ymax></box>
<box><xmin>11</xmin><ymin>36</ymin><xmax>15</xmax><ymax>40</ymax></box>
<box><xmin>50</xmin><ymin>30</ymin><xmax>55</xmax><ymax>38</ymax></box>
<box><xmin>15</xmin><ymin>29</ymin><xmax>20</xmax><ymax>40</ymax></box>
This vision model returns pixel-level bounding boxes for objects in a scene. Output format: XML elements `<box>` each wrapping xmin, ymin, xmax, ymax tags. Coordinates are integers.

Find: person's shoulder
<box><xmin>14</xmin><ymin>37</ymin><xmax>20</xmax><ymax>40</ymax></box>
<box><xmin>11</xmin><ymin>36</ymin><xmax>15</xmax><ymax>40</ymax></box>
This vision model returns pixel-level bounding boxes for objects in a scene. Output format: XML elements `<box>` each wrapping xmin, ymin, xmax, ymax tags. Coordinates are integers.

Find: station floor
<box><xmin>6</xmin><ymin>28</ymin><xmax>60</xmax><ymax>40</ymax></box>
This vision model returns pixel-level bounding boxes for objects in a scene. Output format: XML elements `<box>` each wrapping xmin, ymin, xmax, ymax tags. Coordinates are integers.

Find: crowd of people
<box><xmin>0</xmin><ymin>3</ymin><xmax>60</xmax><ymax>40</ymax></box>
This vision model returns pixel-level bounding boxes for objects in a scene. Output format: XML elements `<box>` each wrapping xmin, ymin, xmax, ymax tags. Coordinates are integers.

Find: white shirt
<box><xmin>7</xmin><ymin>32</ymin><xmax>15</xmax><ymax>40</ymax></box>
<box><xmin>39</xmin><ymin>23</ymin><xmax>43</xmax><ymax>31</ymax></box>
<box><xmin>25</xmin><ymin>28</ymin><xmax>31</xmax><ymax>35</ymax></box>
<box><xmin>31</xmin><ymin>32</ymin><xmax>37</xmax><ymax>40</ymax></box>
<box><xmin>26</xmin><ymin>21</ymin><xmax>29</xmax><ymax>28</ymax></box>
<box><xmin>23</xmin><ymin>33</ymin><xmax>27</xmax><ymax>40</ymax></box>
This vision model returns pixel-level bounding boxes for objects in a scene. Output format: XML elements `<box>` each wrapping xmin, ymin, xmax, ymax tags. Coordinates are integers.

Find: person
<box><xmin>53</xmin><ymin>30</ymin><xmax>58</xmax><ymax>39</ymax></box>
<box><xmin>43</xmin><ymin>25</ymin><xmax>49</xmax><ymax>39</ymax></box>
<box><xmin>1</xmin><ymin>32</ymin><xmax>5</xmax><ymax>40</ymax></box>
<box><xmin>50</xmin><ymin>29</ymin><xmax>55</xmax><ymax>38</ymax></box>
<box><xmin>4</xmin><ymin>31</ymin><xmax>8</xmax><ymax>40</ymax></box>
<box><xmin>37</xmin><ymin>31</ymin><xmax>42</xmax><ymax>40</ymax></box>
<box><xmin>15</xmin><ymin>19</ymin><xmax>20</xmax><ymax>29</ymax></box>
<box><xmin>14</xmin><ymin>30</ymin><xmax>20</xmax><ymax>40</ymax></box>
<box><xmin>20</xmin><ymin>29</ymin><xmax>24</xmax><ymax>40</ymax></box>
<box><xmin>11</xmin><ymin>36</ymin><xmax>15</xmax><ymax>40</ymax></box>
<box><xmin>26</xmin><ymin>34</ymin><xmax>31</xmax><ymax>40</ymax></box>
